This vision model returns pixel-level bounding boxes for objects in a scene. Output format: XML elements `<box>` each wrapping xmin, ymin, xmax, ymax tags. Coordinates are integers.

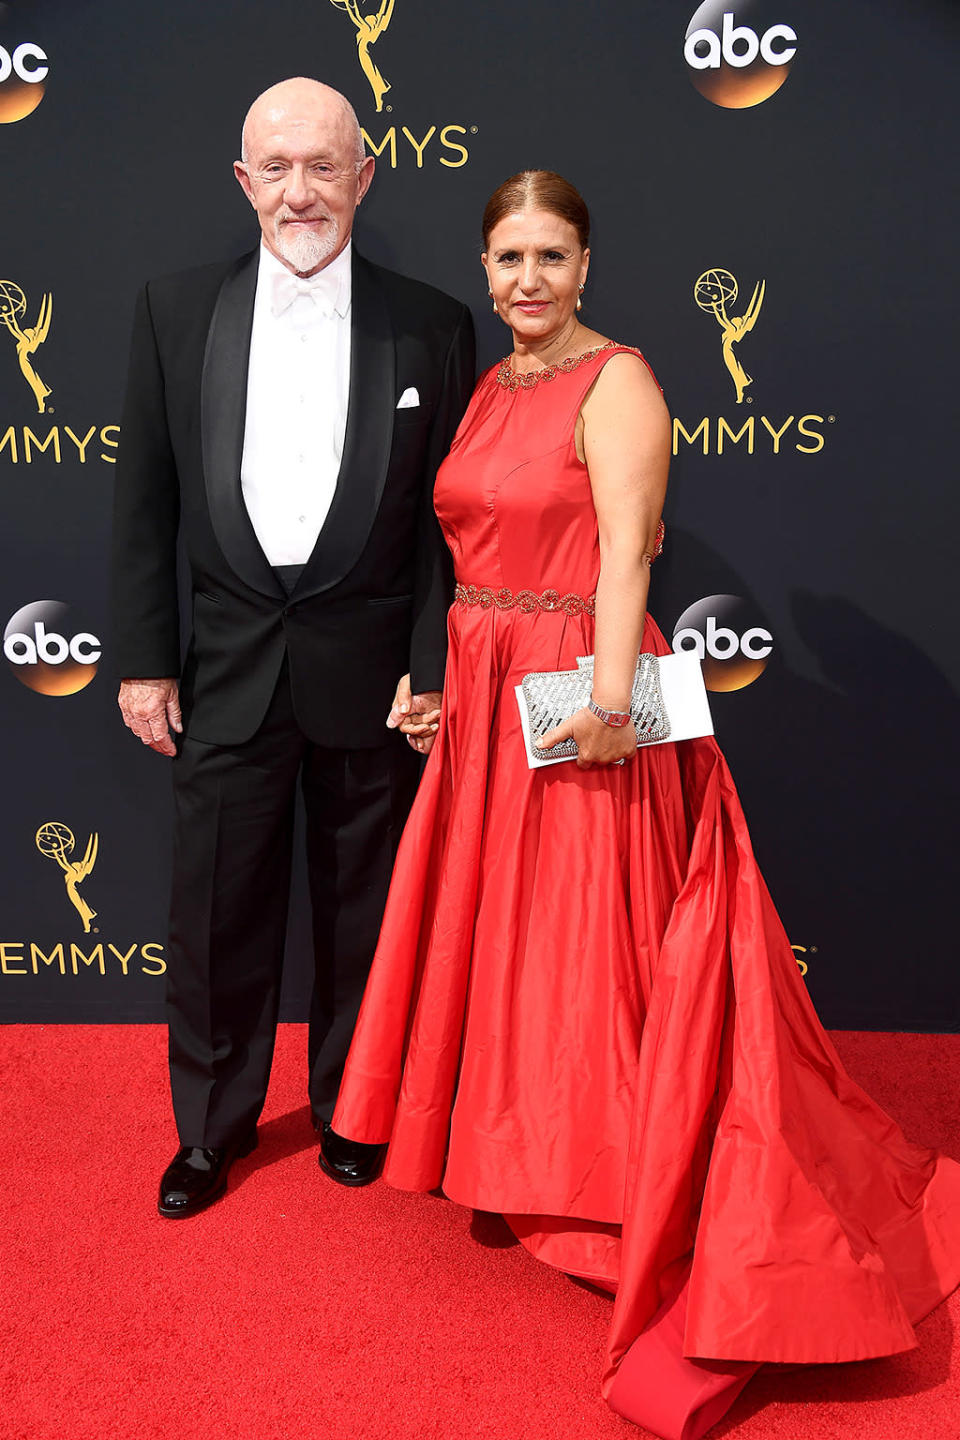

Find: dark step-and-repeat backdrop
<box><xmin>1</xmin><ymin>1</ymin><xmax>957</xmax><ymax>1030</ymax></box>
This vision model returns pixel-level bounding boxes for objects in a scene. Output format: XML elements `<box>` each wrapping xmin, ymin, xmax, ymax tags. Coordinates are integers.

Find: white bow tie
<box><xmin>271</xmin><ymin>271</ymin><xmax>332</xmax><ymax>318</ymax></box>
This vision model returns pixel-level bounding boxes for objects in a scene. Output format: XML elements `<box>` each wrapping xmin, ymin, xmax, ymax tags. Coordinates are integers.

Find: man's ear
<box><xmin>356</xmin><ymin>155</ymin><xmax>376</xmax><ymax>204</ymax></box>
<box><xmin>233</xmin><ymin>161</ymin><xmax>256</xmax><ymax>208</ymax></box>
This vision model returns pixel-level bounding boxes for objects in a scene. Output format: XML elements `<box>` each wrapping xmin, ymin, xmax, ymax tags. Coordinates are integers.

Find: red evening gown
<box><xmin>333</xmin><ymin>344</ymin><xmax>960</xmax><ymax>1439</ymax></box>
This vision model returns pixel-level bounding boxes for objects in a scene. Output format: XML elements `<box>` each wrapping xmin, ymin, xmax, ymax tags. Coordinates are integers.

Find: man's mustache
<box><xmin>276</xmin><ymin>212</ymin><xmax>334</xmax><ymax>226</ymax></box>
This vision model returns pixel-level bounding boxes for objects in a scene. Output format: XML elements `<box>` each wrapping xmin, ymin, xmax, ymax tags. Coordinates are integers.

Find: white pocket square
<box><xmin>396</xmin><ymin>387</ymin><xmax>420</xmax><ymax>409</ymax></box>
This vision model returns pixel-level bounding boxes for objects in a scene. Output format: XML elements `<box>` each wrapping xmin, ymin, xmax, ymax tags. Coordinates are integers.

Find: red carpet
<box><xmin>1</xmin><ymin>1025</ymin><xmax>957</xmax><ymax>1440</ymax></box>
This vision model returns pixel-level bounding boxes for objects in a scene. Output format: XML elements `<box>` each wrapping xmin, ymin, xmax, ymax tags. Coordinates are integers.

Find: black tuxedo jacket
<box><xmin>111</xmin><ymin>248</ymin><xmax>475</xmax><ymax>748</ymax></box>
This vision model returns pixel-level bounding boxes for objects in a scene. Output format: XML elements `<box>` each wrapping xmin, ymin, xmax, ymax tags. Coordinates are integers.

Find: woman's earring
<box><xmin>488</xmin><ymin>288</ymin><xmax>498</xmax><ymax>314</ymax></box>
<box><xmin>576</xmin><ymin>282</ymin><xmax>584</xmax><ymax>312</ymax></box>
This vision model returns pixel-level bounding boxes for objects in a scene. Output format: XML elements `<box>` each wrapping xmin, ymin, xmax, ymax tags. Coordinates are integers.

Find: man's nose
<box><xmin>283</xmin><ymin>164</ymin><xmax>315</xmax><ymax>208</ymax></box>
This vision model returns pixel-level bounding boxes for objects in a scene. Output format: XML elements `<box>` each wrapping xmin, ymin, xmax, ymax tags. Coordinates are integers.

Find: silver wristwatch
<box><xmin>587</xmin><ymin>698</ymin><xmax>632</xmax><ymax>728</ymax></box>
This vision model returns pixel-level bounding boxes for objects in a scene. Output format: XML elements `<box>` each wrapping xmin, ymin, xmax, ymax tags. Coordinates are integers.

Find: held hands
<box><xmin>118</xmin><ymin>678</ymin><xmax>182</xmax><ymax>757</ymax></box>
<box><xmin>537</xmin><ymin>706</ymin><xmax>636</xmax><ymax>770</ymax></box>
<box><xmin>387</xmin><ymin>673</ymin><xmax>442</xmax><ymax>756</ymax></box>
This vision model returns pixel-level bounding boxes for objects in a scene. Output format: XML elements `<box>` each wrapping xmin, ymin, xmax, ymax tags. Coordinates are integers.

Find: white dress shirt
<box><xmin>240</xmin><ymin>241</ymin><xmax>352</xmax><ymax>566</ymax></box>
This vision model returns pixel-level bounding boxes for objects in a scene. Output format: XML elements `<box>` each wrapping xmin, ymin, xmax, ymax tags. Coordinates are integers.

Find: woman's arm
<box><xmin>537</xmin><ymin>352</ymin><xmax>670</xmax><ymax>768</ymax></box>
<box><xmin>583</xmin><ymin>352</ymin><xmax>669</xmax><ymax>709</ymax></box>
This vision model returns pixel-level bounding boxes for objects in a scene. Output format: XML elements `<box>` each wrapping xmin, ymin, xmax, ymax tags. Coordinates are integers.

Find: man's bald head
<box><xmin>240</xmin><ymin>78</ymin><xmax>365</xmax><ymax>169</ymax></box>
<box><xmin>234</xmin><ymin>76</ymin><xmax>374</xmax><ymax>276</ymax></box>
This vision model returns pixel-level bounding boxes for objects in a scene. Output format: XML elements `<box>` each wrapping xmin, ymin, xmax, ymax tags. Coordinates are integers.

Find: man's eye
<box><xmin>543</xmin><ymin>252</ymin><xmax>565</xmax><ymax>262</ymax></box>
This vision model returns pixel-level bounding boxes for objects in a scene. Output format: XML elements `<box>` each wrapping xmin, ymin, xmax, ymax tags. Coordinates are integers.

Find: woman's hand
<box><xmin>536</xmin><ymin>706</ymin><xmax>636</xmax><ymax>770</ymax></box>
<box><xmin>387</xmin><ymin>674</ymin><xmax>442</xmax><ymax>755</ymax></box>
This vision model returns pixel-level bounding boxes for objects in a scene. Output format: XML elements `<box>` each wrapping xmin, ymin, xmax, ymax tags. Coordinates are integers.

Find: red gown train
<box><xmin>333</xmin><ymin>345</ymin><xmax>960</xmax><ymax>1438</ymax></box>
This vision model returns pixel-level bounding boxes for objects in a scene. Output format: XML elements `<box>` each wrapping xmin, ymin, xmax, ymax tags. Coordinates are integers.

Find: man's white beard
<box><xmin>275</xmin><ymin>218</ymin><xmax>339</xmax><ymax>275</ymax></box>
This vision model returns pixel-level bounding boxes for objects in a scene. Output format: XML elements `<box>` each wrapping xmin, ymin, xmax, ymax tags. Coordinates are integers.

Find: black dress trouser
<box><xmin>166</xmin><ymin>658</ymin><xmax>420</xmax><ymax>1147</ymax></box>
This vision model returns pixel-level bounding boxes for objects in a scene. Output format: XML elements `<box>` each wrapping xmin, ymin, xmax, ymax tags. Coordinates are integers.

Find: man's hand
<box><xmin>118</xmin><ymin>678</ymin><xmax>182</xmax><ymax>757</ymax></box>
<box><xmin>386</xmin><ymin>674</ymin><xmax>442</xmax><ymax>756</ymax></box>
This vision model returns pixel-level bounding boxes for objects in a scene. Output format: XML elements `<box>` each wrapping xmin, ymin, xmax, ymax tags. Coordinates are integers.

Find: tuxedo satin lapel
<box><xmin>294</xmin><ymin>253</ymin><xmax>395</xmax><ymax>600</ymax></box>
<box><xmin>201</xmin><ymin>251</ymin><xmax>284</xmax><ymax>599</ymax></box>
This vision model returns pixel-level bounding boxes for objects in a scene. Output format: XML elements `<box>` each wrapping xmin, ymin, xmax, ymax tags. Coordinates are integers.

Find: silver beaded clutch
<box><xmin>516</xmin><ymin>654</ymin><xmax>670</xmax><ymax>766</ymax></box>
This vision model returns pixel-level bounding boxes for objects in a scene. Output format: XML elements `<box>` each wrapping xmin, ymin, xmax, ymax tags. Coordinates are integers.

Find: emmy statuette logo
<box><xmin>675</xmin><ymin>268</ymin><xmax>831</xmax><ymax>458</ymax></box>
<box><xmin>1</xmin><ymin>825</ymin><xmax>166</xmax><ymax>984</ymax></box>
<box><xmin>684</xmin><ymin>2</ymin><xmax>797</xmax><ymax>109</ymax></box>
<box><xmin>0</xmin><ymin>278</ymin><xmax>52</xmax><ymax>413</ymax></box>
<box><xmin>0</xmin><ymin>275</ymin><xmax>120</xmax><ymax>468</ymax></box>
<box><xmin>36</xmin><ymin>822</ymin><xmax>98</xmax><ymax>934</ymax></box>
<box><xmin>694</xmin><ymin>267</ymin><xmax>764</xmax><ymax>405</ymax></box>
<box><xmin>0</xmin><ymin>40</ymin><xmax>48</xmax><ymax>124</ymax></box>
<box><xmin>320</xmin><ymin>1</ymin><xmax>475</xmax><ymax>170</ymax></box>
<box><xmin>328</xmin><ymin>0</ymin><xmax>395</xmax><ymax>112</ymax></box>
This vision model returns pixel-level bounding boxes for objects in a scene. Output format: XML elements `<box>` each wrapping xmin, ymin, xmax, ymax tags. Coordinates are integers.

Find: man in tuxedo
<box><xmin>111</xmin><ymin>77</ymin><xmax>474</xmax><ymax>1217</ymax></box>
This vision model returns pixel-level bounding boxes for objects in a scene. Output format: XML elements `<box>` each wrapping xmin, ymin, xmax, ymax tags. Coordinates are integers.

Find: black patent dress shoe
<box><xmin>317</xmin><ymin>1122</ymin><xmax>384</xmax><ymax>1187</ymax></box>
<box><xmin>157</xmin><ymin>1130</ymin><xmax>258</xmax><ymax>1219</ymax></box>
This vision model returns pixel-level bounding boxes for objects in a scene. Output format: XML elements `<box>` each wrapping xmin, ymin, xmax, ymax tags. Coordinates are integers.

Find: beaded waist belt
<box><xmin>453</xmin><ymin>584</ymin><xmax>596</xmax><ymax>616</ymax></box>
<box><xmin>453</xmin><ymin>526</ymin><xmax>664</xmax><ymax>618</ymax></box>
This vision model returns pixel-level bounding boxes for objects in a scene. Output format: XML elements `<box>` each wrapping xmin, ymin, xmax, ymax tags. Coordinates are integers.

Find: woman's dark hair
<box><xmin>481</xmin><ymin>170</ymin><xmax>590</xmax><ymax>250</ymax></box>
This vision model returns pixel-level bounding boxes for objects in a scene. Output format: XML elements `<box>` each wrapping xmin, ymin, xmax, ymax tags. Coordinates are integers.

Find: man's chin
<box><xmin>275</xmin><ymin>224</ymin><xmax>339</xmax><ymax>275</ymax></box>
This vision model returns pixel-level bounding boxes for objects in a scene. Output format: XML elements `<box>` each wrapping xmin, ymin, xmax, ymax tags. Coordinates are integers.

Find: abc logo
<box><xmin>4</xmin><ymin>601</ymin><xmax>101</xmax><ymax>695</ymax></box>
<box><xmin>672</xmin><ymin>594</ymin><xmax>773</xmax><ymax>692</ymax></box>
<box><xmin>684</xmin><ymin>2</ymin><xmax>796</xmax><ymax>109</ymax></box>
<box><xmin>0</xmin><ymin>41</ymin><xmax>48</xmax><ymax>125</ymax></box>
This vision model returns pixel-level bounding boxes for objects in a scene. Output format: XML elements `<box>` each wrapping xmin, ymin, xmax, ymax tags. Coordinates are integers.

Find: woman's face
<box><xmin>482</xmin><ymin>209</ymin><xmax>589</xmax><ymax>344</ymax></box>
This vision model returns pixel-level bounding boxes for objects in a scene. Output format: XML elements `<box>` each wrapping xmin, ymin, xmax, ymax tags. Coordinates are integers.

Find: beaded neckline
<box><xmin>495</xmin><ymin>340</ymin><xmax>619</xmax><ymax>391</ymax></box>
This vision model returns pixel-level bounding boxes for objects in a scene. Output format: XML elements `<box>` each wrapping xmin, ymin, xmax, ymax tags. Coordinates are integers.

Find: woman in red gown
<box><xmin>331</xmin><ymin>171</ymin><xmax>960</xmax><ymax>1438</ymax></box>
